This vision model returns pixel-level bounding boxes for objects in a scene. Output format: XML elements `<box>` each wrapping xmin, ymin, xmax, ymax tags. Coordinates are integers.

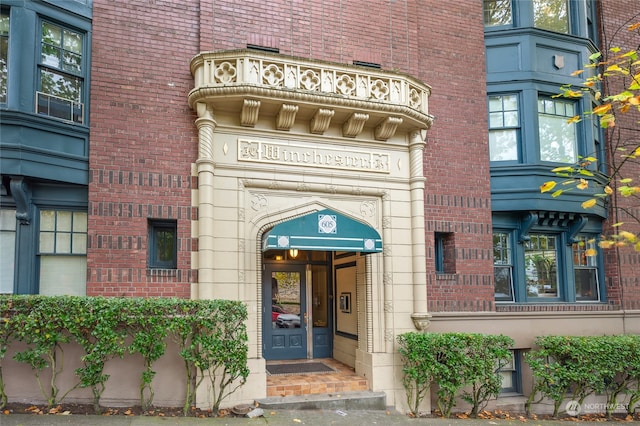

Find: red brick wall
<box><xmin>89</xmin><ymin>0</ymin><xmax>494</xmax><ymax>304</ymax></box>
<box><xmin>88</xmin><ymin>1</ymin><xmax>201</xmax><ymax>297</ymax></box>
<box><xmin>598</xmin><ymin>1</ymin><xmax>640</xmax><ymax>309</ymax></box>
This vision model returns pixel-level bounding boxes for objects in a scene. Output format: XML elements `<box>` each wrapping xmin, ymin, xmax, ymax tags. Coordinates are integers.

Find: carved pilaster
<box><xmin>195</xmin><ymin>103</ymin><xmax>216</xmax><ymax>162</ymax></box>
<box><xmin>342</xmin><ymin>113</ymin><xmax>369</xmax><ymax>138</ymax></box>
<box><xmin>309</xmin><ymin>108</ymin><xmax>335</xmax><ymax>134</ymax></box>
<box><xmin>240</xmin><ymin>99</ymin><xmax>261</xmax><ymax>127</ymax></box>
<box><xmin>275</xmin><ymin>104</ymin><xmax>298</xmax><ymax>130</ymax></box>
<box><xmin>374</xmin><ymin>116</ymin><xmax>403</xmax><ymax>141</ymax></box>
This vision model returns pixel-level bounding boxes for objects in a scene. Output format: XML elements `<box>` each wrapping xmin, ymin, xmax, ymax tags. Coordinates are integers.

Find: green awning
<box><xmin>262</xmin><ymin>209</ymin><xmax>382</xmax><ymax>253</ymax></box>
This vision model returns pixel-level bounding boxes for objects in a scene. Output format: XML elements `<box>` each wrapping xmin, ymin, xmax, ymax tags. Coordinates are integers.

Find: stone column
<box><xmin>409</xmin><ymin>129</ymin><xmax>431</xmax><ymax>331</ymax></box>
<box><xmin>195</xmin><ymin>102</ymin><xmax>217</xmax><ymax>300</ymax></box>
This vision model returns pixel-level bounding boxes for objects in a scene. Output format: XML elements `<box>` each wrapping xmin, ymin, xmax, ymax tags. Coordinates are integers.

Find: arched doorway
<box><xmin>261</xmin><ymin>209</ymin><xmax>382</xmax><ymax>361</ymax></box>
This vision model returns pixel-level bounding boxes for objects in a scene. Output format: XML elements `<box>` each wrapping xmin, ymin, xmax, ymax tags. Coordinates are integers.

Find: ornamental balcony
<box><xmin>188</xmin><ymin>50</ymin><xmax>433</xmax><ymax>141</ymax></box>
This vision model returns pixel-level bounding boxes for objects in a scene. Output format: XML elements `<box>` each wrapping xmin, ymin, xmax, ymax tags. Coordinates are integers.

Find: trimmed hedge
<box><xmin>397</xmin><ymin>332</ymin><xmax>514</xmax><ymax>417</ymax></box>
<box><xmin>525</xmin><ymin>335</ymin><xmax>640</xmax><ymax>418</ymax></box>
<box><xmin>0</xmin><ymin>295</ymin><xmax>248</xmax><ymax>415</ymax></box>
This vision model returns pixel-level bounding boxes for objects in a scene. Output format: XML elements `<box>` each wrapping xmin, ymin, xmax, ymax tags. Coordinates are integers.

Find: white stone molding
<box><xmin>374</xmin><ymin>116</ymin><xmax>403</xmax><ymax>141</ymax></box>
<box><xmin>342</xmin><ymin>113</ymin><xmax>369</xmax><ymax>138</ymax></box>
<box><xmin>275</xmin><ymin>104</ymin><xmax>298</xmax><ymax>130</ymax></box>
<box><xmin>309</xmin><ymin>108</ymin><xmax>335</xmax><ymax>134</ymax></box>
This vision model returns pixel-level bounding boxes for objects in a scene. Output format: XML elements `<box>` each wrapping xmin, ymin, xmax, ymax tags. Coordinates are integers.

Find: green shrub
<box><xmin>1</xmin><ymin>295</ymin><xmax>249</xmax><ymax>416</ymax></box>
<box><xmin>398</xmin><ymin>332</ymin><xmax>514</xmax><ymax>418</ymax></box>
<box><xmin>525</xmin><ymin>335</ymin><xmax>640</xmax><ymax>418</ymax></box>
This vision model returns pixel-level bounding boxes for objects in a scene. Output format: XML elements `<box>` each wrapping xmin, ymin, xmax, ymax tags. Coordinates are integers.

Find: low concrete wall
<box><xmin>4</xmin><ymin>338</ymin><xmax>186</xmax><ymax>408</ymax></box>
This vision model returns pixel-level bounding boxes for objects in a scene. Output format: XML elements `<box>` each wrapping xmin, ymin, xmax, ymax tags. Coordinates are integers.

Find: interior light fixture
<box><xmin>289</xmin><ymin>248</ymin><xmax>299</xmax><ymax>258</ymax></box>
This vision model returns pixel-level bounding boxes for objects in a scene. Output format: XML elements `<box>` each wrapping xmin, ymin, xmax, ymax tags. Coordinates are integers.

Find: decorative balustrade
<box><xmin>189</xmin><ymin>50</ymin><xmax>433</xmax><ymax>138</ymax></box>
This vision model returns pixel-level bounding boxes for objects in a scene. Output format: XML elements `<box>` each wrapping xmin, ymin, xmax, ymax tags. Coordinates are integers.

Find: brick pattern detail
<box><xmin>88</xmin><ymin>0</ymin><xmax>200</xmax><ymax>297</ymax></box>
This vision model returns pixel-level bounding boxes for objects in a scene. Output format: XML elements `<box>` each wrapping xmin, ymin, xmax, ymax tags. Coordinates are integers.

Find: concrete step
<box><xmin>255</xmin><ymin>390</ymin><xmax>387</xmax><ymax>411</ymax></box>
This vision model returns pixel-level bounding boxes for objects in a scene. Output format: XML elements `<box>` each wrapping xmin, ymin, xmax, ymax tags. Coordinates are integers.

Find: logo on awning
<box><xmin>318</xmin><ymin>214</ymin><xmax>337</xmax><ymax>234</ymax></box>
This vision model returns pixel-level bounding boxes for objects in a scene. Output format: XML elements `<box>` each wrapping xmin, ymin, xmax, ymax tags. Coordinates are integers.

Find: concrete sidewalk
<box><xmin>0</xmin><ymin>409</ymin><xmax>613</xmax><ymax>425</ymax></box>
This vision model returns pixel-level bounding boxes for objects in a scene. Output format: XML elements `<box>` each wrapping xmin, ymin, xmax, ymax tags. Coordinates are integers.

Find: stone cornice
<box><xmin>189</xmin><ymin>50</ymin><xmax>433</xmax><ymax>140</ymax></box>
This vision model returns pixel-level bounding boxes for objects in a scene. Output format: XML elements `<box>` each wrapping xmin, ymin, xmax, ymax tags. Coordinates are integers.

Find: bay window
<box><xmin>492</xmin><ymin>225</ymin><xmax>604</xmax><ymax>303</ymax></box>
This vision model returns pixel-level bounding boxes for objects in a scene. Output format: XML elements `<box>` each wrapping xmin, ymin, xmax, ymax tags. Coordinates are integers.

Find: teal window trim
<box><xmin>494</xmin><ymin>231</ymin><xmax>515</xmax><ymax>302</ymax></box>
<box><xmin>435</xmin><ymin>233</ymin><xmax>445</xmax><ymax>273</ymax></box>
<box><xmin>148</xmin><ymin>219</ymin><xmax>177</xmax><ymax>269</ymax></box>
<box><xmin>488</xmin><ymin>93</ymin><xmax>521</xmax><ymax>163</ymax></box>
<box><xmin>499</xmin><ymin>349</ymin><xmax>522</xmax><ymax>394</ymax></box>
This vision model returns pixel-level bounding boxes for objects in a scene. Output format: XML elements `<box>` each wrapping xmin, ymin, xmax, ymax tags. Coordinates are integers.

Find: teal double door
<box><xmin>263</xmin><ymin>262</ymin><xmax>331</xmax><ymax>360</ymax></box>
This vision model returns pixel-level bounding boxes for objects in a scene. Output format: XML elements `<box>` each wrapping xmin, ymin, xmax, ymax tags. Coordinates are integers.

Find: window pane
<box><xmin>39</xmin><ymin>256</ymin><xmax>86</xmax><ymax>296</ymax></box>
<box><xmin>40</xmin><ymin>69</ymin><xmax>82</xmax><ymax>102</ymax></box>
<box><xmin>539</xmin><ymin>115</ymin><xmax>577</xmax><ymax>162</ymax></box>
<box><xmin>73</xmin><ymin>212</ymin><xmax>87</xmax><ymax>232</ymax></box>
<box><xmin>56</xmin><ymin>232</ymin><xmax>71</xmax><ymax>254</ymax></box>
<box><xmin>575</xmin><ymin>268</ymin><xmax>598</xmax><ymax>301</ymax></box>
<box><xmin>40</xmin><ymin>210</ymin><xmax>55</xmax><ymax>231</ymax></box>
<box><xmin>63</xmin><ymin>51</ymin><xmax>82</xmax><ymax>73</ymax></box>
<box><xmin>539</xmin><ymin>98</ymin><xmax>577</xmax><ymax>163</ymax></box>
<box><xmin>41</xmin><ymin>22</ymin><xmax>62</xmax><ymax>67</ymax></box>
<box><xmin>0</xmin><ymin>210</ymin><xmax>16</xmax><ymax>294</ymax></box>
<box><xmin>156</xmin><ymin>229</ymin><xmax>174</xmax><ymax>262</ymax></box>
<box><xmin>39</xmin><ymin>231</ymin><xmax>55</xmax><ymax>253</ymax></box>
<box><xmin>495</xmin><ymin>266</ymin><xmax>514</xmax><ymax>301</ymax></box>
<box><xmin>525</xmin><ymin>235</ymin><xmax>558</xmax><ymax>298</ymax></box>
<box><xmin>484</xmin><ymin>0</ymin><xmax>512</xmax><ymax>27</ymax></box>
<box><xmin>489</xmin><ymin>129</ymin><xmax>518</xmax><ymax>161</ymax></box>
<box><xmin>72</xmin><ymin>233</ymin><xmax>87</xmax><ymax>254</ymax></box>
<box><xmin>57</xmin><ymin>211</ymin><xmax>72</xmax><ymax>231</ymax></box>
<box><xmin>489</xmin><ymin>112</ymin><xmax>504</xmax><ymax>127</ymax></box>
<box><xmin>0</xmin><ymin>11</ymin><xmax>9</xmax><ymax>104</ymax></box>
<box><xmin>533</xmin><ymin>0</ymin><xmax>569</xmax><ymax>33</ymax></box>
<box><xmin>63</xmin><ymin>29</ymin><xmax>82</xmax><ymax>54</ymax></box>
<box><xmin>149</xmin><ymin>221</ymin><xmax>177</xmax><ymax>268</ymax></box>
<box><xmin>489</xmin><ymin>95</ymin><xmax>519</xmax><ymax>162</ymax></box>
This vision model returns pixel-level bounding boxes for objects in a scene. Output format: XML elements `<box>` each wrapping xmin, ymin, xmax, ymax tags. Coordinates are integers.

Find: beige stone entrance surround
<box><xmin>188</xmin><ymin>50</ymin><xmax>433</xmax><ymax>410</ymax></box>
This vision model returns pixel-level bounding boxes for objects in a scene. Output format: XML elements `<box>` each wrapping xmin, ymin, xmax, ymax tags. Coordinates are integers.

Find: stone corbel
<box><xmin>309</xmin><ymin>108</ymin><xmax>335</xmax><ymax>134</ymax></box>
<box><xmin>240</xmin><ymin>99</ymin><xmax>261</xmax><ymax>127</ymax></box>
<box><xmin>518</xmin><ymin>211</ymin><xmax>539</xmax><ymax>243</ymax></box>
<box><xmin>567</xmin><ymin>214</ymin><xmax>587</xmax><ymax>245</ymax></box>
<box><xmin>411</xmin><ymin>312</ymin><xmax>432</xmax><ymax>332</ymax></box>
<box><xmin>342</xmin><ymin>113</ymin><xmax>369</xmax><ymax>138</ymax></box>
<box><xmin>10</xmin><ymin>176</ymin><xmax>32</xmax><ymax>225</ymax></box>
<box><xmin>275</xmin><ymin>104</ymin><xmax>299</xmax><ymax>131</ymax></box>
<box><xmin>374</xmin><ymin>116</ymin><xmax>403</xmax><ymax>141</ymax></box>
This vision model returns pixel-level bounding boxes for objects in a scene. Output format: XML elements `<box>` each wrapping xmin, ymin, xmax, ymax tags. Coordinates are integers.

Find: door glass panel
<box><xmin>271</xmin><ymin>271</ymin><xmax>301</xmax><ymax>329</ymax></box>
<box><xmin>311</xmin><ymin>265</ymin><xmax>328</xmax><ymax>327</ymax></box>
